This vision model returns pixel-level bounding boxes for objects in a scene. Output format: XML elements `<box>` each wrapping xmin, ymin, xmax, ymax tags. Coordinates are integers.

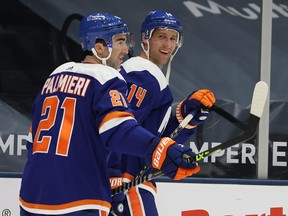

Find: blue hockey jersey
<box><xmin>19</xmin><ymin>62</ymin><xmax>161</xmax><ymax>215</ymax></box>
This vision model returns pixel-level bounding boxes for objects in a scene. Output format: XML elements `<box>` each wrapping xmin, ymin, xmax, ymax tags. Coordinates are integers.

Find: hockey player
<box><xmin>108</xmin><ymin>11</ymin><xmax>216</xmax><ymax>216</ymax></box>
<box><xmin>19</xmin><ymin>12</ymin><xmax>200</xmax><ymax>216</ymax></box>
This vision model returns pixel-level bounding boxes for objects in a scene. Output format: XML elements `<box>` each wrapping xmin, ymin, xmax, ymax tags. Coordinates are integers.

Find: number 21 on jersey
<box><xmin>33</xmin><ymin>95</ymin><xmax>75</xmax><ymax>156</ymax></box>
<box><xmin>32</xmin><ymin>90</ymin><xmax>128</xmax><ymax>156</ymax></box>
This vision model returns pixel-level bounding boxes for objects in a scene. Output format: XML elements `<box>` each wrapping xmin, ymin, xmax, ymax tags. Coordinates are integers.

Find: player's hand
<box><xmin>109</xmin><ymin>177</ymin><xmax>125</xmax><ymax>216</ymax></box>
<box><xmin>146</xmin><ymin>137</ymin><xmax>200</xmax><ymax>180</ymax></box>
<box><xmin>176</xmin><ymin>89</ymin><xmax>216</xmax><ymax>129</ymax></box>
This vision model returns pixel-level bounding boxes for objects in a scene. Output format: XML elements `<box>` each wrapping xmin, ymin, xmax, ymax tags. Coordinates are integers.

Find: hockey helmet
<box><xmin>79</xmin><ymin>12</ymin><xmax>134</xmax><ymax>51</ymax></box>
<box><xmin>141</xmin><ymin>10</ymin><xmax>183</xmax><ymax>47</ymax></box>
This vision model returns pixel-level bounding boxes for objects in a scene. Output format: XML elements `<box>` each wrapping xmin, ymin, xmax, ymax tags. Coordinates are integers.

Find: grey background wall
<box><xmin>0</xmin><ymin>0</ymin><xmax>287</xmax><ymax>179</ymax></box>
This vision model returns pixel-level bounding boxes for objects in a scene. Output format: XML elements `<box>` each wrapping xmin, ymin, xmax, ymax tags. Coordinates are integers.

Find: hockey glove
<box><xmin>176</xmin><ymin>89</ymin><xmax>216</xmax><ymax>129</ymax></box>
<box><xmin>146</xmin><ymin>137</ymin><xmax>200</xmax><ymax>180</ymax></box>
<box><xmin>109</xmin><ymin>177</ymin><xmax>125</xmax><ymax>216</ymax></box>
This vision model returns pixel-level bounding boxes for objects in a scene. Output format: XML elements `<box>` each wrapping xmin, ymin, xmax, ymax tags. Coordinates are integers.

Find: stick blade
<box><xmin>250</xmin><ymin>81</ymin><xmax>268</xmax><ymax>118</ymax></box>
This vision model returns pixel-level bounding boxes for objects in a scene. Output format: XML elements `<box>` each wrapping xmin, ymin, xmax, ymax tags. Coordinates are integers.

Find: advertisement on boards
<box><xmin>1</xmin><ymin>179</ymin><xmax>288</xmax><ymax>216</ymax></box>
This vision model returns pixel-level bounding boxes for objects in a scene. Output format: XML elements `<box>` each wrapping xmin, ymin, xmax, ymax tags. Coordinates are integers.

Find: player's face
<box><xmin>107</xmin><ymin>34</ymin><xmax>129</xmax><ymax>69</ymax></box>
<box><xmin>148</xmin><ymin>28</ymin><xmax>178</xmax><ymax>69</ymax></box>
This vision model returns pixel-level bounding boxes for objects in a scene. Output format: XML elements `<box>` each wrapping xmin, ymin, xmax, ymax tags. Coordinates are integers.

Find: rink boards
<box><xmin>1</xmin><ymin>177</ymin><xmax>288</xmax><ymax>216</ymax></box>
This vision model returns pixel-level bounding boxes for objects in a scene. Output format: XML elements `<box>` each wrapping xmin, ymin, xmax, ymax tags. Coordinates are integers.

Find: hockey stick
<box><xmin>112</xmin><ymin>81</ymin><xmax>268</xmax><ymax>195</ymax></box>
<box><xmin>194</xmin><ymin>103</ymin><xmax>248</xmax><ymax>147</ymax></box>
<box><xmin>210</xmin><ymin>105</ymin><xmax>247</xmax><ymax>131</ymax></box>
<box><xmin>194</xmin><ymin>81</ymin><xmax>268</xmax><ymax>161</ymax></box>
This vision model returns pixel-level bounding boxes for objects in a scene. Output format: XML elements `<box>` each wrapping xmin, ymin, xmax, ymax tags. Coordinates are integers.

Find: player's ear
<box><xmin>94</xmin><ymin>43</ymin><xmax>105</xmax><ymax>56</ymax></box>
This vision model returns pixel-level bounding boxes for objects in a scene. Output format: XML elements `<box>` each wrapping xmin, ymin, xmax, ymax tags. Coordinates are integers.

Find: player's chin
<box><xmin>113</xmin><ymin>59</ymin><xmax>123</xmax><ymax>69</ymax></box>
<box><xmin>118</xmin><ymin>58</ymin><xmax>124</xmax><ymax>65</ymax></box>
<box><xmin>160</xmin><ymin>53</ymin><xmax>171</xmax><ymax>62</ymax></box>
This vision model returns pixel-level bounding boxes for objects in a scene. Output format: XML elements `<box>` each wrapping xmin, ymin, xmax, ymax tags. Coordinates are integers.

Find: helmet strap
<box><xmin>92</xmin><ymin>47</ymin><xmax>112</xmax><ymax>66</ymax></box>
<box><xmin>141</xmin><ymin>40</ymin><xmax>150</xmax><ymax>60</ymax></box>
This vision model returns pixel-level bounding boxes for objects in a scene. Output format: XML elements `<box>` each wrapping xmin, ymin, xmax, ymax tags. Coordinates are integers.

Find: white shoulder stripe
<box><xmin>122</xmin><ymin>57</ymin><xmax>168</xmax><ymax>91</ymax></box>
<box><xmin>51</xmin><ymin>62</ymin><xmax>126</xmax><ymax>85</ymax></box>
